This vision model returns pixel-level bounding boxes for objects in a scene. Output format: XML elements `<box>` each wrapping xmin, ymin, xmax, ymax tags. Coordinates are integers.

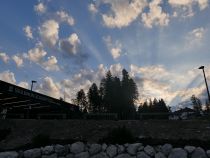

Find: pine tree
<box><xmin>88</xmin><ymin>83</ymin><xmax>101</xmax><ymax>112</ymax></box>
<box><xmin>76</xmin><ymin>89</ymin><xmax>88</xmax><ymax>112</ymax></box>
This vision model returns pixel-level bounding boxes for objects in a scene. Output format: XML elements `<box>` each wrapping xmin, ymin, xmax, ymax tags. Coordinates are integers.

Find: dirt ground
<box><xmin>0</xmin><ymin>119</ymin><xmax>210</xmax><ymax>150</ymax></box>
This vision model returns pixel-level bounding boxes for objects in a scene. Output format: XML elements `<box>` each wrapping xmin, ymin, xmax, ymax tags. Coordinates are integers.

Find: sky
<box><xmin>0</xmin><ymin>0</ymin><xmax>210</xmax><ymax>110</ymax></box>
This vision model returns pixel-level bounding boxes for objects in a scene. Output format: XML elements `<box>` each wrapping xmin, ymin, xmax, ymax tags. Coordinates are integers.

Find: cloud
<box><xmin>0</xmin><ymin>52</ymin><xmax>10</xmax><ymax>63</ymax></box>
<box><xmin>169</xmin><ymin>0</ymin><xmax>208</xmax><ymax>18</ymax></box>
<box><xmin>18</xmin><ymin>81</ymin><xmax>29</xmax><ymax>89</ymax></box>
<box><xmin>103</xmin><ymin>35</ymin><xmax>122</xmax><ymax>59</ymax></box>
<box><xmin>0</xmin><ymin>70</ymin><xmax>16</xmax><ymax>84</ymax></box>
<box><xmin>26</xmin><ymin>47</ymin><xmax>47</xmax><ymax>63</ymax></box>
<box><xmin>23</xmin><ymin>25</ymin><xmax>33</xmax><ymax>39</ymax></box>
<box><xmin>36</xmin><ymin>76</ymin><xmax>61</xmax><ymax>98</ymax></box>
<box><xmin>185</xmin><ymin>27</ymin><xmax>206</xmax><ymax>49</ymax></box>
<box><xmin>88</xmin><ymin>3</ymin><xmax>98</xmax><ymax>14</ymax></box>
<box><xmin>56</xmin><ymin>10</ymin><xmax>75</xmax><ymax>26</ymax></box>
<box><xmin>42</xmin><ymin>56</ymin><xmax>60</xmax><ymax>71</ymax></box>
<box><xmin>34</xmin><ymin>2</ymin><xmax>46</xmax><ymax>14</ymax></box>
<box><xmin>39</xmin><ymin>20</ymin><xmax>59</xmax><ymax>47</ymax></box>
<box><xmin>25</xmin><ymin>46</ymin><xmax>60</xmax><ymax>72</ymax></box>
<box><xmin>110</xmin><ymin>63</ymin><xmax>123</xmax><ymax>77</ymax></box>
<box><xmin>12</xmin><ymin>55</ymin><xmax>24</xmax><ymax>67</ymax></box>
<box><xmin>100</xmin><ymin>0</ymin><xmax>147</xmax><ymax>28</ymax></box>
<box><xmin>59</xmin><ymin>33</ymin><xmax>81</xmax><ymax>55</ymax></box>
<box><xmin>142</xmin><ymin>0</ymin><xmax>170</xmax><ymax>28</ymax></box>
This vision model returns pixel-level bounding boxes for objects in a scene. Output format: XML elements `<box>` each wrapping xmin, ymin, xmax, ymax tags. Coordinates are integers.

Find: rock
<box><xmin>184</xmin><ymin>146</ymin><xmax>196</xmax><ymax>154</ymax></box>
<box><xmin>155</xmin><ymin>152</ymin><xmax>166</xmax><ymax>158</ymax></box>
<box><xmin>138</xmin><ymin>146</ymin><xmax>144</xmax><ymax>151</ymax></box>
<box><xmin>90</xmin><ymin>152</ymin><xmax>108</xmax><ymax>158</ymax></box>
<box><xmin>144</xmin><ymin>145</ymin><xmax>155</xmax><ymax>157</ymax></box>
<box><xmin>42</xmin><ymin>146</ymin><xmax>54</xmax><ymax>155</ymax></box>
<box><xmin>54</xmin><ymin>144</ymin><xmax>66</xmax><ymax>156</ymax></box>
<box><xmin>66</xmin><ymin>154</ymin><xmax>75</xmax><ymax>158</ymax></box>
<box><xmin>155</xmin><ymin>146</ymin><xmax>162</xmax><ymax>152</ymax></box>
<box><xmin>124</xmin><ymin>144</ymin><xmax>129</xmax><ymax>148</ymax></box>
<box><xmin>137</xmin><ymin>151</ymin><xmax>150</xmax><ymax>158</ymax></box>
<box><xmin>168</xmin><ymin>148</ymin><xmax>187</xmax><ymax>158</ymax></box>
<box><xmin>0</xmin><ymin>151</ymin><xmax>18</xmax><ymax>158</ymax></box>
<box><xmin>41</xmin><ymin>153</ymin><xmax>57</xmax><ymax>158</ymax></box>
<box><xmin>89</xmin><ymin>144</ymin><xmax>102</xmax><ymax>155</ymax></box>
<box><xmin>115</xmin><ymin>154</ymin><xmax>132</xmax><ymax>158</ymax></box>
<box><xmin>117</xmin><ymin>145</ymin><xmax>125</xmax><ymax>154</ymax></box>
<box><xmin>75</xmin><ymin>152</ymin><xmax>89</xmax><ymax>158</ymax></box>
<box><xmin>191</xmin><ymin>147</ymin><xmax>207</xmax><ymax>158</ymax></box>
<box><xmin>206</xmin><ymin>150</ymin><xmax>210</xmax><ymax>157</ymax></box>
<box><xmin>70</xmin><ymin>142</ymin><xmax>85</xmax><ymax>154</ymax></box>
<box><xmin>102</xmin><ymin>144</ymin><xmax>107</xmax><ymax>152</ymax></box>
<box><xmin>106</xmin><ymin>145</ymin><xmax>117</xmax><ymax>158</ymax></box>
<box><xmin>127</xmin><ymin>143</ymin><xmax>142</xmax><ymax>155</ymax></box>
<box><xmin>24</xmin><ymin>148</ymin><xmax>41</xmax><ymax>158</ymax></box>
<box><xmin>161</xmin><ymin>144</ymin><xmax>172</xmax><ymax>156</ymax></box>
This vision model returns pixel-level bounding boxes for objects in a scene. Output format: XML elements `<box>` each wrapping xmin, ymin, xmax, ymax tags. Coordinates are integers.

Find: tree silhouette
<box><xmin>191</xmin><ymin>95</ymin><xmax>202</xmax><ymax>113</ymax></box>
<box><xmin>88</xmin><ymin>83</ymin><xmax>101</xmax><ymax>112</ymax></box>
<box><xmin>76</xmin><ymin>89</ymin><xmax>88</xmax><ymax>112</ymax></box>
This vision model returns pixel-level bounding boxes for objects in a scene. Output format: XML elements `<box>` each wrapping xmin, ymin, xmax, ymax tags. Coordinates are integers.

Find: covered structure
<box><xmin>0</xmin><ymin>80</ymin><xmax>80</xmax><ymax>119</ymax></box>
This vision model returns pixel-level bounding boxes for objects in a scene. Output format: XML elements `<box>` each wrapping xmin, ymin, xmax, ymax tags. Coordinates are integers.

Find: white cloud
<box><xmin>110</xmin><ymin>63</ymin><xmax>123</xmax><ymax>77</ymax></box>
<box><xmin>169</xmin><ymin>0</ymin><xmax>208</xmax><ymax>18</ymax></box>
<box><xmin>40</xmin><ymin>20</ymin><xmax>59</xmax><ymax>47</ymax></box>
<box><xmin>56</xmin><ymin>11</ymin><xmax>75</xmax><ymax>26</ymax></box>
<box><xmin>103</xmin><ymin>35</ymin><xmax>122</xmax><ymax>59</ymax></box>
<box><xmin>36</xmin><ymin>77</ymin><xmax>61</xmax><ymax>99</ymax></box>
<box><xmin>101</xmin><ymin>0</ymin><xmax>147</xmax><ymax>28</ymax></box>
<box><xmin>23</xmin><ymin>25</ymin><xmax>33</xmax><ymax>39</ymax></box>
<box><xmin>0</xmin><ymin>70</ymin><xmax>16</xmax><ymax>84</ymax></box>
<box><xmin>18</xmin><ymin>81</ymin><xmax>29</xmax><ymax>89</ymax></box>
<box><xmin>12</xmin><ymin>55</ymin><xmax>24</xmax><ymax>67</ymax></box>
<box><xmin>42</xmin><ymin>56</ymin><xmax>60</xmax><ymax>71</ymax></box>
<box><xmin>34</xmin><ymin>2</ymin><xmax>46</xmax><ymax>14</ymax></box>
<box><xmin>142</xmin><ymin>0</ymin><xmax>170</xmax><ymax>28</ymax></box>
<box><xmin>60</xmin><ymin>33</ymin><xmax>81</xmax><ymax>55</ymax></box>
<box><xmin>26</xmin><ymin>47</ymin><xmax>47</xmax><ymax>63</ymax></box>
<box><xmin>0</xmin><ymin>52</ymin><xmax>10</xmax><ymax>63</ymax></box>
<box><xmin>185</xmin><ymin>27</ymin><xmax>206</xmax><ymax>49</ymax></box>
<box><xmin>88</xmin><ymin>3</ymin><xmax>98</xmax><ymax>14</ymax></box>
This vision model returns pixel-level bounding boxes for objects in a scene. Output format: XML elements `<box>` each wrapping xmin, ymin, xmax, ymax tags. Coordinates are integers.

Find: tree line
<box><xmin>72</xmin><ymin>69</ymin><xmax>169</xmax><ymax>117</ymax></box>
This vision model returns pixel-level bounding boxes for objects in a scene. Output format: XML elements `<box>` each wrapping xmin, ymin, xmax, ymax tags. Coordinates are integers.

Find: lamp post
<box><xmin>198</xmin><ymin>66</ymin><xmax>210</xmax><ymax>104</ymax></box>
<box><xmin>31</xmin><ymin>80</ymin><xmax>37</xmax><ymax>91</ymax></box>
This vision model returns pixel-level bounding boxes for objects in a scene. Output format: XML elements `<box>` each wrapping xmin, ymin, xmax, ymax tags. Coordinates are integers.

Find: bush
<box><xmin>32</xmin><ymin>133</ymin><xmax>50</xmax><ymax>147</ymax></box>
<box><xmin>99</xmin><ymin>125</ymin><xmax>135</xmax><ymax>144</ymax></box>
<box><xmin>0</xmin><ymin>129</ymin><xmax>11</xmax><ymax>141</ymax></box>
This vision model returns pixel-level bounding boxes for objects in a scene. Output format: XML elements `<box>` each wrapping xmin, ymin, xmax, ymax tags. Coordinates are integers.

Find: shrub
<box><xmin>0</xmin><ymin>128</ymin><xmax>11</xmax><ymax>141</ymax></box>
<box><xmin>32</xmin><ymin>133</ymin><xmax>50</xmax><ymax>147</ymax></box>
<box><xmin>99</xmin><ymin>125</ymin><xmax>135</xmax><ymax>144</ymax></box>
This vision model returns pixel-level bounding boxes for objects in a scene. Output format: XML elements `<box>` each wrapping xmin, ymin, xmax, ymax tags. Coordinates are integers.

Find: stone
<box><xmin>127</xmin><ymin>143</ymin><xmax>142</xmax><ymax>155</ymax></box>
<box><xmin>89</xmin><ymin>144</ymin><xmax>102</xmax><ymax>155</ymax></box>
<box><xmin>54</xmin><ymin>144</ymin><xmax>66</xmax><ymax>156</ymax></box>
<box><xmin>138</xmin><ymin>146</ymin><xmax>144</xmax><ymax>151</ymax></box>
<box><xmin>168</xmin><ymin>148</ymin><xmax>187</xmax><ymax>158</ymax></box>
<box><xmin>154</xmin><ymin>146</ymin><xmax>162</xmax><ymax>152</ymax></box>
<box><xmin>206</xmin><ymin>150</ymin><xmax>210</xmax><ymax>157</ymax></box>
<box><xmin>42</xmin><ymin>146</ymin><xmax>54</xmax><ymax>155</ymax></box>
<box><xmin>0</xmin><ymin>151</ymin><xmax>18</xmax><ymax>158</ymax></box>
<box><xmin>106</xmin><ymin>145</ymin><xmax>117</xmax><ymax>158</ymax></box>
<box><xmin>155</xmin><ymin>152</ymin><xmax>166</xmax><ymax>158</ymax></box>
<box><xmin>117</xmin><ymin>145</ymin><xmax>125</xmax><ymax>154</ymax></box>
<box><xmin>90</xmin><ymin>152</ymin><xmax>108</xmax><ymax>158</ymax></box>
<box><xmin>115</xmin><ymin>154</ymin><xmax>132</xmax><ymax>158</ymax></box>
<box><xmin>137</xmin><ymin>151</ymin><xmax>150</xmax><ymax>158</ymax></box>
<box><xmin>184</xmin><ymin>146</ymin><xmax>196</xmax><ymax>154</ymax></box>
<box><xmin>41</xmin><ymin>153</ymin><xmax>57</xmax><ymax>158</ymax></box>
<box><xmin>102</xmin><ymin>144</ymin><xmax>107</xmax><ymax>152</ymax></box>
<box><xmin>66</xmin><ymin>154</ymin><xmax>74</xmax><ymax>158</ymax></box>
<box><xmin>70</xmin><ymin>142</ymin><xmax>85</xmax><ymax>154</ymax></box>
<box><xmin>24</xmin><ymin>148</ymin><xmax>41</xmax><ymax>158</ymax></box>
<box><xmin>144</xmin><ymin>145</ymin><xmax>155</xmax><ymax>157</ymax></box>
<box><xmin>75</xmin><ymin>152</ymin><xmax>89</xmax><ymax>158</ymax></box>
<box><xmin>161</xmin><ymin>144</ymin><xmax>173</xmax><ymax>156</ymax></box>
<box><xmin>191</xmin><ymin>147</ymin><xmax>207</xmax><ymax>158</ymax></box>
